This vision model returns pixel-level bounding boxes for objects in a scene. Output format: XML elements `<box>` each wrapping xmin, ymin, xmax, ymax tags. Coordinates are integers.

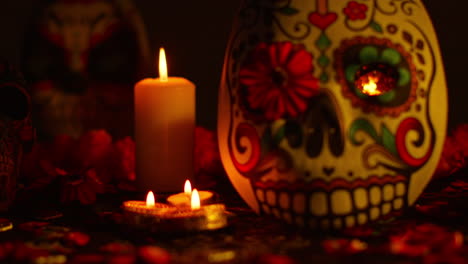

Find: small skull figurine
<box><xmin>0</xmin><ymin>61</ymin><xmax>33</xmax><ymax>212</ymax></box>
<box><xmin>218</xmin><ymin>0</ymin><xmax>447</xmax><ymax>229</ymax></box>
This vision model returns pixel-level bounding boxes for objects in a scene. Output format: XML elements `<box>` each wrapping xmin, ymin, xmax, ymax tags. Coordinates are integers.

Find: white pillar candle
<box><xmin>134</xmin><ymin>48</ymin><xmax>195</xmax><ymax>192</ymax></box>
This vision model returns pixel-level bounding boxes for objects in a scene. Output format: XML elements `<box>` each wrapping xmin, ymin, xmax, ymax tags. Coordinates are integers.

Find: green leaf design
<box><xmin>349</xmin><ymin>119</ymin><xmax>378</xmax><ymax>145</ymax></box>
<box><xmin>377</xmin><ymin>89</ymin><xmax>395</xmax><ymax>103</ymax></box>
<box><xmin>381</xmin><ymin>48</ymin><xmax>401</xmax><ymax>65</ymax></box>
<box><xmin>320</xmin><ymin>72</ymin><xmax>329</xmax><ymax>83</ymax></box>
<box><xmin>398</xmin><ymin>68</ymin><xmax>410</xmax><ymax>86</ymax></box>
<box><xmin>316</xmin><ymin>33</ymin><xmax>331</xmax><ymax>51</ymax></box>
<box><xmin>381</xmin><ymin>125</ymin><xmax>397</xmax><ymax>155</ymax></box>
<box><xmin>318</xmin><ymin>55</ymin><xmax>330</xmax><ymax>67</ymax></box>
<box><xmin>273</xmin><ymin>125</ymin><xmax>286</xmax><ymax>146</ymax></box>
<box><xmin>350</xmin><ymin>120</ymin><xmax>398</xmax><ymax>156</ymax></box>
<box><xmin>354</xmin><ymin>86</ymin><xmax>369</xmax><ymax>99</ymax></box>
<box><xmin>360</xmin><ymin>46</ymin><xmax>378</xmax><ymax>64</ymax></box>
<box><xmin>370</xmin><ymin>21</ymin><xmax>383</xmax><ymax>33</ymax></box>
<box><xmin>279</xmin><ymin>7</ymin><xmax>299</xmax><ymax>15</ymax></box>
<box><xmin>345</xmin><ymin>64</ymin><xmax>360</xmax><ymax>82</ymax></box>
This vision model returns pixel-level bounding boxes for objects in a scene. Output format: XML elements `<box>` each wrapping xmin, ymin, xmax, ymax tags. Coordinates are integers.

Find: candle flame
<box><xmin>146</xmin><ymin>191</ymin><xmax>155</xmax><ymax>206</ymax></box>
<box><xmin>361</xmin><ymin>75</ymin><xmax>382</xmax><ymax>96</ymax></box>
<box><xmin>191</xmin><ymin>189</ymin><xmax>201</xmax><ymax>210</ymax></box>
<box><xmin>159</xmin><ymin>47</ymin><xmax>168</xmax><ymax>82</ymax></box>
<box><xmin>184</xmin><ymin>179</ymin><xmax>192</xmax><ymax>196</ymax></box>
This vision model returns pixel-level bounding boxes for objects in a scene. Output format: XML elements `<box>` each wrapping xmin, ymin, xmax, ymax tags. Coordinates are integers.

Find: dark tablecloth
<box><xmin>1</xmin><ymin>170</ymin><xmax>467</xmax><ymax>264</ymax></box>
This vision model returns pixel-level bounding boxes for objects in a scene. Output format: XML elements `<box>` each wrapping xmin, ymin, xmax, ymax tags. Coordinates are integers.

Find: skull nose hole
<box><xmin>0</xmin><ymin>85</ymin><xmax>29</xmax><ymax>120</ymax></box>
<box><xmin>323</xmin><ymin>166</ymin><xmax>335</xmax><ymax>177</ymax></box>
<box><xmin>304</xmin><ymin>93</ymin><xmax>344</xmax><ymax>158</ymax></box>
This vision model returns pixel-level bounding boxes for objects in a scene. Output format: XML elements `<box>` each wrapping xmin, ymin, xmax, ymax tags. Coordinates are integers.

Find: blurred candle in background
<box><xmin>134</xmin><ymin>48</ymin><xmax>195</xmax><ymax>192</ymax></box>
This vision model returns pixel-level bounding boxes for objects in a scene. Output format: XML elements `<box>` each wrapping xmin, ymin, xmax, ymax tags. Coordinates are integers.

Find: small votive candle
<box><xmin>167</xmin><ymin>180</ymin><xmax>214</xmax><ymax>207</ymax></box>
<box><xmin>122</xmin><ymin>190</ymin><xmax>227</xmax><ymax>233</ymax></box>
<box><xmin>122</xmin><ymin>191</ymin><xmax>174</xmax><ymax>215</ymax></box>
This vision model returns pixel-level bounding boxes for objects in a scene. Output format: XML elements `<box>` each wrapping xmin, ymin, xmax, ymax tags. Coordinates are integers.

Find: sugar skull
<box><xmin>0</xmin><ymin>61</ymin><xmax>33</xmax><ymax>211</ymax></box>
<box><xmin>218</xmin><ymin>0</ymin><xmax>447</xmax><ymax>229</ymax></box>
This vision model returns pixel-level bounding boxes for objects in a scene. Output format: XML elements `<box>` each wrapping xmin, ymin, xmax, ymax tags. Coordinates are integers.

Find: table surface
<box><xmin>1</xmin><ymin>170</ymin><xmax>467</xmax><ymax>264</ymax></box>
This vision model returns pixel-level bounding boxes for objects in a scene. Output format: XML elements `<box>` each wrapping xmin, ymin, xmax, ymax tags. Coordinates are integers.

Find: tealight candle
<box><xmin>134</xmin><ymin>48</ymin><xmax>195</xmax><ymax>192</ymax></box>
<box><xmin>122</xmin><ymin>191</ymin><xmax>174</xmax><ymax>215</ymax></box>
<box><xmin>167</xmin><ymin>180</ymin><xmax>214</xmax><ymax>207</ymax></box>
<box><xmin>123</xmin><ymin>189</ymin><xmax>227</xmax><ymax>233</ymax></box>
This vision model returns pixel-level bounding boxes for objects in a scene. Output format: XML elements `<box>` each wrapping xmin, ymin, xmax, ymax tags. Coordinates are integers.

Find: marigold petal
<box><xmin>240</xmin><ymin>76</ymin><xmax>271</xmax><ymax>87</ymax></box>
<box><xmin>287</xmin><ymin>89</ymin><xmax>307</xmax><ymax>113</ymax></box>
<box><xmin>276</xmin><ymin>95</ymin><xmax>286</xmax><ymax>118</ymax></box>
<box><xmin>247</xmin><ymin>86</ymin><xmax>269</xmax><ymax>108</ymax></box>
<box><xmin>264</xmin><ymin>94</ymin><xmax>282</xmax><ymax>119</ymax></box>
<box><xmin>284</xmin><ymin>99</ymin><xmax>299</xmax><ymax>117</ymax></box>
<box><xmin>269</xmin><ymin>44</ymin><xmax>280</xmax><ymax>68</ymax></box>
<box><xmin>286</xmin><ymin>49</ymin><xmax>313</xmax><ymax>76</ymax></box>
<box><xmin>278</xmin><ymin>42</ymin><xmax>294</xmax><ymax>66</ymax></box>
<box><xmin>291</xmin><ymin>78</ymin><xmax>319</xmax><ymax>95</ymax></box>
<box><xmin>240</xmin><ymin>67</ymin><xmax>269</xmax><ymax>80</ymax></box>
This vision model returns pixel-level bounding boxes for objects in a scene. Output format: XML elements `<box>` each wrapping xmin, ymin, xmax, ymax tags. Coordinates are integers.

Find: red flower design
<box><xmin>452</xmin><ymin>124</ymin><xmax>468</xmax><ymax>155</ymax></box>
<box><xmin>343</xmin><ymin>1</ymin><xmax>368</xmax><ymax>20</ymax></box>
<box><xmin>434</xmin><ymin>124</ymin><xmax>468</xmax><ymax>179</ymax></box>
<box><xmin>98</xmin><ymin>136</ymin><xmax>136</xmax><ymax>184</ymax></box>
<box><xmin>257</xmin><ymin>254</ymin><xmax>295</xmax><ymax>264</ymax></box>
<box><xmin>64</xmin><ymin>232</ymin><xmax>90</xmax><ymax>247</ymax></box>
<box><xmin>239</xmin><ymin>42</ymin><xmax>319</xmax><ymax>121</ymax></box>
<box><xmin>193</xmin><ymin>126</ymin><xmax>224</xmax><ymax>188</ymax></box>
<box><xmin>390</xmin><ymin>224</ymin><xmax>463</xmax><ymax>257</ymax></box>
<box><xmin>21</xmin><ymin>126</ymin><xmax>224</xmax><ymax>204</ymax></box>
<box><xmin>194</xmin><ymin>126</ymin><xmax>220</xmax><ymax>174</ymax></box>
<box><xmin>59</xmin><ymin>168</ymin><xmax>104</xmax><ymax>205</ymax></box>
<box><xmin>322</xmin><ymin>239</ymin><xmax>368</xmax><ymax>255</ymax></box>
<box><xmin>20</xmin><ymin>130</ymin><xmax>135</xmax><ymax>205</ymax></box>
<box><xmin>138</xmin><ymin>246</ymin><xmax>171</xmax><ymax>264</ymax></box>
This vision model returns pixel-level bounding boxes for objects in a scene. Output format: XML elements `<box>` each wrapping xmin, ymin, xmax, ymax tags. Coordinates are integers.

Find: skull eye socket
<box><xmin>335</xmin><ymin>37</ymin><xmax>418</xmax><ymax>116</ymax></box>
<box><xmin>354</xmin><ymin>63</ymin><xmax>398</xmax><ymax>96</ymax></box>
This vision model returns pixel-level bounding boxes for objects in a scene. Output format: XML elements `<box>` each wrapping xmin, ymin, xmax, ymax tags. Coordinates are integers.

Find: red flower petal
<box><xmin>286</xmin><ymin>49</ymin><xmax>312</xmax><ymax>76</ymax></box>
<box><xmin>65</xmin><ymin>232</ymin><xmax>90</xmax><ymax>246</ymax></box>
<box><xmin>277</xmin><ymin>42</ymin><xmax>294</xmax><ymax>66</ymax></box>
<box><xmin>138</xmin><ymin>246</ymin><xmax>170</xmax><ymax>264</ymax></box>
<box><xmin>257</xmin><ymin>254</ymin><xmax>295</xmax><ymax>264</ymax></box>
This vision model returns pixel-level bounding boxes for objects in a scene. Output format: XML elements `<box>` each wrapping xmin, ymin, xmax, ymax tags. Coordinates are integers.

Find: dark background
<box><xmin>0</xmin><ymin>0</ymin><xmax>465</xmax><ymax>131</ymax></box>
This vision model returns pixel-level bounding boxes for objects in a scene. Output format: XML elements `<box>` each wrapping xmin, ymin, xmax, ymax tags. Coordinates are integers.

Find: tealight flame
<box><xmin>191</xmin><ymin>189</ymin><xmax>201</xmax><ymax>210</ymax></box>
<box><xmin>146</xmin><ymin>191</ymin><xmax>155</xmax><ymax>206</ymax></box>
<box><xmin>361</xmin><ymin>75</ymin><xmax>382</xmax><ymax>96</ymax></box>
<box><xmin>158</xmin><ymin>47</ymin><xmax>168</xmax><ymax>82</ymax></box>
<box><xmin>184</xmin><ymin>179</ymin><xmax>192</xmax><ymax>196</ymax></box>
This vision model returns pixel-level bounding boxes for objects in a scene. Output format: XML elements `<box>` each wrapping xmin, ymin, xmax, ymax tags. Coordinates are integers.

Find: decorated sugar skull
<box><xmin>218</xmin><ymin>0</ymin><xmax>447</xmax><ymax>229</ymax></box>
<box><xmin>0</xmin><ymin>61</ymin><xmax>34</xmax><ymax>211</ymax></box>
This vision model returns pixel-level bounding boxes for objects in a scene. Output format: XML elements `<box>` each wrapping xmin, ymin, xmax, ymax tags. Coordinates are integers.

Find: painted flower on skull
<box><xmin>343</xmin><ymin>1</ymin><xmax>368</xmax><ymax>21</ymax></box>
<box><xmin>239</xmin><ymin>42</ymin><xmax>319</xmax><ymax>121</ymax></box>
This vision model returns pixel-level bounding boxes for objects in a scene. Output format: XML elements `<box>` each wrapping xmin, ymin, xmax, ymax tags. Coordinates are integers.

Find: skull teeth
<box><xmin>310</xmin><ymin>192</ymin><xmax>327</xmax><ymax>216</ymax></box>
<box><xmin>255</xmin><ymin>181</ymin><xmax>407</xmax><ymax>229</ymax></box>
<box><xmin>330</xmin><ymin>190</ymin><xmax>352</xmax><ymax>215</ymax></box>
